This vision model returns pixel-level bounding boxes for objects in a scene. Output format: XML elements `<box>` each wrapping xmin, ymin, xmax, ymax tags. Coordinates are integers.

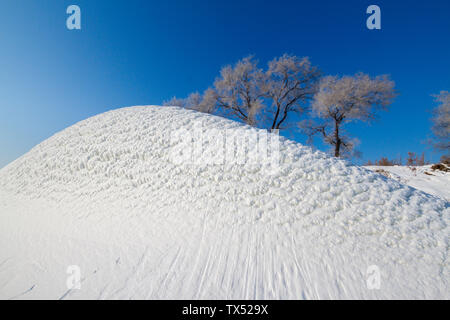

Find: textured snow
<box><xmin>366</xmin><ymin>165</ymin><xmax>450</xmax><ymax>201</ymax></box>
<box><xmin>0</xmin><ymin>106</ymin><xmax>448</xmax><ymax>299</ymax></box>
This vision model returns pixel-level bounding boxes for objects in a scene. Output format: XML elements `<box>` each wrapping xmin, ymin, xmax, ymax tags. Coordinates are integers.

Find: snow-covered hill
<box><xmin>366</xmin><ymin>165</ymin><xmax>450</xmax><ymax>201</ymax></box>
<box><xmin>0</xmin><ymin>106</ymin><xmax>448</xmax><ymax>299</ymax></box>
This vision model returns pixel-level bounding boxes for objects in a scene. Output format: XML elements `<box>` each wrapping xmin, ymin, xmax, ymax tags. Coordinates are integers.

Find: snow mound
<box><xmin>0</xmin><ymin>106</ymin><xmax>448</xmax><ymax>299</ymax></box>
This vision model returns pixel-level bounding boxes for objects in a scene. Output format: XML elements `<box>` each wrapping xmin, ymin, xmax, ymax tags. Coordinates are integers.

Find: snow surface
<box><xmin>366</xmin><ymin>165</ymin><xmax>450</xmax><ymax>201</ymax></box>
<box><xmin>0</xmin><ymin>106</ymin><xmax>448</xmax><ymax>299</ymax></box>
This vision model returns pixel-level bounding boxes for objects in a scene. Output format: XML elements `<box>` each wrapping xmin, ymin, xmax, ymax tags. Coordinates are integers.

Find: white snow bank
<box><xmin>366</xmin><ymin>165</ymin><xmax>450</xmax><ymax>201</ymax></box>
<box><xmin>0</xmin><ymin>106</ymin><xmax>448</xmax><ymax>299</ymax></box>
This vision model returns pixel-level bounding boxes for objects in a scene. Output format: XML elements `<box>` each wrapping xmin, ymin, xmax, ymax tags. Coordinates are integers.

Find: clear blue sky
<box><xmin>1</xmin><ymin>0</ymin><xmax>449</xmax><ymax>168</ymax></box>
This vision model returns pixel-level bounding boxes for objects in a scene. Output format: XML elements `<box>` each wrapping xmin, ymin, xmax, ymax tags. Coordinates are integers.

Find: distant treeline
<box><xmin>366</xmin><ymin>153</ymin><xmax>449</xmax><ymax>166</ymax></box>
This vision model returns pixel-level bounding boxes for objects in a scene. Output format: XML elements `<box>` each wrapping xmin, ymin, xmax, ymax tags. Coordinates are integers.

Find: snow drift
<box><xmin>0</xmin><ymin>106</ymin><xmax>448</xmax><ymax>299</ymax></box>
<box><xmin>365</xmin><ymin>165</ymin><xmax>450</xmax><ymax>201</ymax></box>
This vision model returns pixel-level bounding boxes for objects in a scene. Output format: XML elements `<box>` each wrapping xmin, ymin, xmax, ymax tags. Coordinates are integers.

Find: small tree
<box><xmin>163</xmin><ymin>96</ymin><xmax>185</xmax><ymax>108</ymax></box>
<box><xmin>406</xmin><ymin>152</ymin><xmax>417</xmax><ymax>166</ymax></box>
<box><xmin>430</xmin><ymin>91</ymin><xmax>450</xmax><ymax>152</ymax></box>
<box><xmin>377</xmin><ymin>157</ymin><xmax>396</xmax><ymax>166</ymax></box>
<box><xmin>417</xmin><ymin>152</ymin><xmax>425</xmax><ymax>166</ymax></box>
<box><xmin>163</xmin><ymin>89</ymin><xmax>217</xmax><ymax>114</ymax></box>
<box><xmin>303</xmin><ymin>73</ymin><xmax>396</xmax><ymax>157</ymax></box>
<box><xmin>440</xmin><ymin>154</ymin><xmax>450</xmax><ymax>165</ymax></box>
<box><xmin>262</xmin><ymin>54</ymin><xmax>320</xmax><ymax>130</ymax></box>
<box><xmin>192</xmin><ymin>88</ymin><xmax>218</xmax><ymax>114</ymax></box>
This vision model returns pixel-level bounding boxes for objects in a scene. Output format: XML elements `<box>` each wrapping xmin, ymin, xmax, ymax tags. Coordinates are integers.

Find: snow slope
<box><xmin>366</xmin><ymin>165</ymin><xmax>450</xmax><ymax>201</ymax></box>
<box><xmin>0</xmin><ymin>106</ymin><xmax>448</xmax><ymax>299</ymax></box>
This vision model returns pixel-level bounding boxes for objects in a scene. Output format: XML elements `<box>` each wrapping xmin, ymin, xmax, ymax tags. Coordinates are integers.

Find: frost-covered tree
<box><xmin>166</xmin><ymin>54</ymin><xmax>320</xmax><ymax>129</ymax></box>
<box><xmin>430</xmin><ymin>91</ymin><xmax>450</xmax><ymax>152</ymax></box>
<box><xmin>303</xmin><ymin>73</ymin><xmax>396</xmax><ymax>157</ymax></box>
<box><xmin>214</xmin><ymin>56</ymin><xmax>265</xmax><ymax>126</ymax></box>
<box><xmin>163</xmin><ymin>96</ymin><xmax>185</xmax><ymax>108</ymax></box>
<box><xmin>163</xmin><ymin>89</ymin><xmax>217</xmax><ymax>114</ymax></box>
<box><xmin>263</xmin><ymin>54</ymin><xmax>320</xmax><ymax>130</ymax></box>
<box><xmin>197</xmin><ymin>88</ymin><xmax>218</xmax><ymax>114</ymax></box>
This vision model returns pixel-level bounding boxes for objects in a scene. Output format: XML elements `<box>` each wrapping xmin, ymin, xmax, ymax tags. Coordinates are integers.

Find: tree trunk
<box><xmin>334</xmin><ymin>120</ymin><xmax>341</xmax><ymax>157</ymax></box>
<box><xmin>271</xmin><ymin>103</ymin><xmax>281</xmax><ymax>131</ymax></box>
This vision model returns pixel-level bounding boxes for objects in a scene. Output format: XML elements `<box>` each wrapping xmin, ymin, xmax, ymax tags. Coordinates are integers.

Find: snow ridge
<box><xmin>0</xmin><ymin>106</ymin><xmax>448</xmax><ymax>299</ymax></box>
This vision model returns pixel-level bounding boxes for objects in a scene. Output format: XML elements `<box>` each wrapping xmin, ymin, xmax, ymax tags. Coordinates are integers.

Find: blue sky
<box><xmin>0</xmin><ymin>0</ymin><xmax>449</xmax><ymax>167</ymax></box>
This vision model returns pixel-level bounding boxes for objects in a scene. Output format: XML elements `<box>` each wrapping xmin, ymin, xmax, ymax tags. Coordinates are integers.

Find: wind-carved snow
<box><xmin>0</xmin><ymin>106</ymin><xmax>448</xmax><ymax>299</ymax></box>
